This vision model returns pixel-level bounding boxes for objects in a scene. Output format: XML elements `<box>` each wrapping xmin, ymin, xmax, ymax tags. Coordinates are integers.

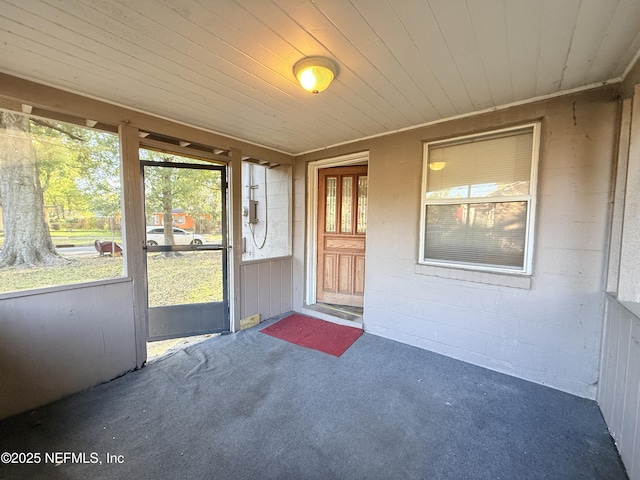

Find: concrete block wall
<box><xmin>241</xmin><ymin>163</ymin><xmax>292</xmax><ymax>261</ymax></box>
<box><xmin>364</xmin><ymin>91</ymin><xmax>615</xmax><ymax>398</ymax></box>
<box><xmin>294</xmin><ymin>86</ymin><xmax>619</xmax><ymax>398</ymax></box>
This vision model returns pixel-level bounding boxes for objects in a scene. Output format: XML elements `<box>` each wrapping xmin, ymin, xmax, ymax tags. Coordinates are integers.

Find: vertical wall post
<box><xmin>618</xmin><ymin>85</ymin><xmax>640</xmax><ymax>302</ymax></box>
<box><xmin>606</xmin><ymin>98</ymin><xmax>632</xmax><ymax>294</ymax></box>
<box><xmin>229</xmin><ymin>148</ymin><xmax>243</xmax><ymax>332</ymax></box>
<box><xmin>119</xmin><ymin>123</ymin><xmax>148</xmax><ymax>368</ymax></box>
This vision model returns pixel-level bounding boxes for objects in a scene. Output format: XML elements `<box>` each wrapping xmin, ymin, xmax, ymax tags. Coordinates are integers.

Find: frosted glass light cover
<box><xmin>294</xmin><ymin>57</ymin><xmax>337</xmax><ymax>94</ymax></box>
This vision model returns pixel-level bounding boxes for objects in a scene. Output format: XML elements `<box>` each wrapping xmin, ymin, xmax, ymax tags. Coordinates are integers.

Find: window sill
<box><xmin>414</xmin><ymin>263</ymin><xmax>532</xmax><ymax>289</ymax></box>
<box><xmin>0</xmin><ymin>276</ymin><xmax>132</xmax><ymax>301</ymax></box>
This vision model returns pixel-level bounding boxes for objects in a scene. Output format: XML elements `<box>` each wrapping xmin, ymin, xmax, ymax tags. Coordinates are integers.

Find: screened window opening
<box><xmin>420</xmin><ymin>124</ymin><xmax>539</xmax><ymax>273</ymax></box>
<box><xmin>0</xmin><ymin>110</ymin><xmax>124</xmax><ymax>293</ymax></box>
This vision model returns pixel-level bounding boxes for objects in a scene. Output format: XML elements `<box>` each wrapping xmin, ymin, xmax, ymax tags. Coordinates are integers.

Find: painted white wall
<box><xmin>238</xmin><ymin>162</ymin><xmax>294</xmax><ymax>325</ymax></box>
<box><xmin>241</xmin><ymin>163</ymin><xmax>292</xmax><ymax>261</ymax></box>
<box><xmin>294</xmin><ymin>87</ymin><xmax>619</xmax><ymax>399</ymax></box>
<box><xmin>0</xmin><ymin>279</ymin><xmax>136</xmax><ymax>420</ymax></box>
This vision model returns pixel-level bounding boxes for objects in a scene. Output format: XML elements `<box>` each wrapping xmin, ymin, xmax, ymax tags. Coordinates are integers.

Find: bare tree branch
<box><xmin>31</xmin><ymin>118</ymin><xmax>85</xmax><ymax>141</ymax></box>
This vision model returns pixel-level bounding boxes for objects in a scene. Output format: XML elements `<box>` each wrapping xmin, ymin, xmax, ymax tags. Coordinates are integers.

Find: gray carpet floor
<box><xmin>0</xmin><ymin>316</ymin><xmax>628</xmax><ymax>480</ymax></box>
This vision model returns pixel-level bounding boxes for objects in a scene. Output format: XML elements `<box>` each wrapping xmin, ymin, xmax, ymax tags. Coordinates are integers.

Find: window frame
<box><xmin>419</xmin><ymin>122</ymin><xmax>541</xmax><ymax>275</ymax></box>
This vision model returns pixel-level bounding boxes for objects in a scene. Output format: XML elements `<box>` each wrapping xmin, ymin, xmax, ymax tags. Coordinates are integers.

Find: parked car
<box><xmin>146</xmin><ymin>226</ymin><xmax>205</xmax><ymax>246</ymax></box>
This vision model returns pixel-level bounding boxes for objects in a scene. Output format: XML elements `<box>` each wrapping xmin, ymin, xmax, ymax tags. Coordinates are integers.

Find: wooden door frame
<box><xmin>305</xmin><ymin>151</ymin><xmax>369</xmax><ymax>307</ymax></box>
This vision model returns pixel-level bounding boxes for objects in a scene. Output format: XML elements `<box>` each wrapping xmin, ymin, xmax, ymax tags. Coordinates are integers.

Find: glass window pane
<box><xmin>357</xmin><ymin>176</ymin><xmax>368</xmax><ymax>234</ymax></box>
<box><xmin>424</xmin><ymin>201</ymin><xmax>528</xmax><ymax>269</ymax></box>
<box><xmin>341</xmin><ymin>176</ymin><xmax>353</xmax><ymax>233</ymax></box>
<box><xmin>426</xmin><ymin>128</ymin><xmax>533</xmax><ymax>200</ymax></box>
<box><xmin>325</xmin><ymin>177</ymin><xmax>337</xmax><ymax>233</ymax></box>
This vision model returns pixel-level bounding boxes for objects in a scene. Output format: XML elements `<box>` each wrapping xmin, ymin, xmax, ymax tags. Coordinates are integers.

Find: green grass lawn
<box><xmin>0</xmin><ymin>230</ymin><xmax>221</xmax><ymax>247</ymax></box>
<box><xmin>0</xmin><ymin>250</ymin><xmax>223</xmax><ymax>306</ymax></box>
<box><xmin>146</xmin><ymin>251</ymin><xmax>223</xmax><ymax>307</ymax></box>
<box><xmin>49</xmin><ymin>229</ymin><xmax>123</xmax><ymax>246</ymax></box>
<box><xmin>0</xmin><ymin>256</ymin><xmax>124</xmax><ymax>292</ymax></box>
<box><xmin>0</xmin><ymin>230</ymin><xmax>123</xmax><ymax>248</ymax></box>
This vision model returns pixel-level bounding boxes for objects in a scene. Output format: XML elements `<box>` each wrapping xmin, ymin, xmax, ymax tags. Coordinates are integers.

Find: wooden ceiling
<box><xmin>1</xmin><ymin>0</ymin><xmax>639</xmax><ymax>154</ymax></box>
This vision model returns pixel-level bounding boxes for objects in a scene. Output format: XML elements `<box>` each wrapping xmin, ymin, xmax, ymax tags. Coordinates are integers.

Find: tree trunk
<box><xmin>0</xmin><ymin>112</ymin><xmax>60</xmax><ymax>267</ymax></box>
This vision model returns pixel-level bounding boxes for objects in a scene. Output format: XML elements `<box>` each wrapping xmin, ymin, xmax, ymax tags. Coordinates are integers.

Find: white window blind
<box><xmin>421</xmin><ymin>124</ymin><xmax>538</xmax><ymax>273</ymax></box>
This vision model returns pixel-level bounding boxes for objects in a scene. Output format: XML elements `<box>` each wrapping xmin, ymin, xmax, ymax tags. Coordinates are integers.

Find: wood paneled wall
<box><xmin>240</xmin><ymin>258</ymin><xmax>293</xmax><ymax>324</ymax></box>
<box><xmin>599</xmin><ymin>295</ymin><xmax>640</xmax><ymax>479</ymax></box>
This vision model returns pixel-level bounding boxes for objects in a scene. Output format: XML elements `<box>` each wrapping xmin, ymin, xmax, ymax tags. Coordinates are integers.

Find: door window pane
<box><xmin>341</xmin><ymin>176</ymin><xmax>353</xmax><ymax>233</ymax></box>
<box><xmin>357</xmin><ymin>176</ymin><xmax>368</xmax><ymax>234</ymax></box>
<box><xmin>325</xmin><ymin>177</ymin><xmax>337</xmax><ymax>233</ymax></box>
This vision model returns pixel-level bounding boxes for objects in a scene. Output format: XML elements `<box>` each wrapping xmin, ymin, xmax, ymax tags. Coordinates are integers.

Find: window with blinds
<box><xmin>420</xmin><ymin>123</ymin><xmax>539</xmax><ymax>273</ymax></box>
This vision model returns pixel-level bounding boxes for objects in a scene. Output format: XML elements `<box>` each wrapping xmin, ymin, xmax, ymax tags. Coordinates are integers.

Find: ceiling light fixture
<box><xmin>293</xmin><ymin>56</ymin><xmax>338</xmax><ymax>94</ymax></box>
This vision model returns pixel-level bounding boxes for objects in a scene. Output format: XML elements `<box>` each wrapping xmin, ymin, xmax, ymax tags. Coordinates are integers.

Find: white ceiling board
<box><xmin>505</xmin><ymin>1</ymin><xmax>541</xmax><ymax>102</ymax></box>
<box><xmin>390</xmin><ymin>0</ymin><xmax>476</xmax><ymax>116</ymax></box>
<box><xmin>316</xmin><ymin>0</ymin><xmax>438</xmax><ymax>121</ymax></box>
<box><xmin>559</xmin><ymin>0</ymin><xmax>619</xmax><ymax>90</ymax></box>
<box><xmin>590</xmin><ymin>0</ymin><xmax>640</xmax><ymax>81</ymax></box>
<box><xmin>234</xmin><ymin>0</ymin><xmax>402</xmax><ymax>130</ymax></box>
<box><xmin>272</xmin><ymin>0</ymin><xmax>426</xmax><ymax>126</ymax></box>
<box><xmin>535</xmin><ymin>0</ymin><xmax>582</xmax><ymax>96</ymax></box>
<box><xmin>428</xmin><ymin>0</ymin><xmax>494</xmax><ymax>112</ymax></box>
<box><xmin>350</xmin><ymin>0</ymin><xmax>449</xmax><ymax>118</ymax></box>
<box><xmin>466</xmin><ymin>0</ymin><xmax>513</xmax><ymax>106</ymax></box>
<box><xmin>0</xmin><ymin>0</ymin><xmax>639</xmax><ymax>154</ymax></box>
<box><xmin>8</xmin><ymin>0</ymin><xmax>292</xmax><ymax>131</ymax></box>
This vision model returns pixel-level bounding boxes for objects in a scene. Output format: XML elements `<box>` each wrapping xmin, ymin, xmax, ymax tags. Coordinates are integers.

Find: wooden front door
<box><xmin>317</xmin><ymin>165</ymin><xmax>368</xmax><ymax>307</ymax></box>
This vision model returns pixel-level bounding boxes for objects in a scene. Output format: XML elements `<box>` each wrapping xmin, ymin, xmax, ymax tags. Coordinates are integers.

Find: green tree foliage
<box><xmin>33</xmin><ymin>122</ymin><xmax>121</xmax><ymax>226</ymax></box>
<box><xmin>141</xmin><ymin>149</ymin><xmax>222</xmax><ymax>235</ymax></box>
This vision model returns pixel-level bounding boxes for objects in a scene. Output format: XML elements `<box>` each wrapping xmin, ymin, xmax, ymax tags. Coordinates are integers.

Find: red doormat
<box><xmin>260</xmin><ymin>313</ymin><xmax>363</xmax><ymax>357</ymax></box>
